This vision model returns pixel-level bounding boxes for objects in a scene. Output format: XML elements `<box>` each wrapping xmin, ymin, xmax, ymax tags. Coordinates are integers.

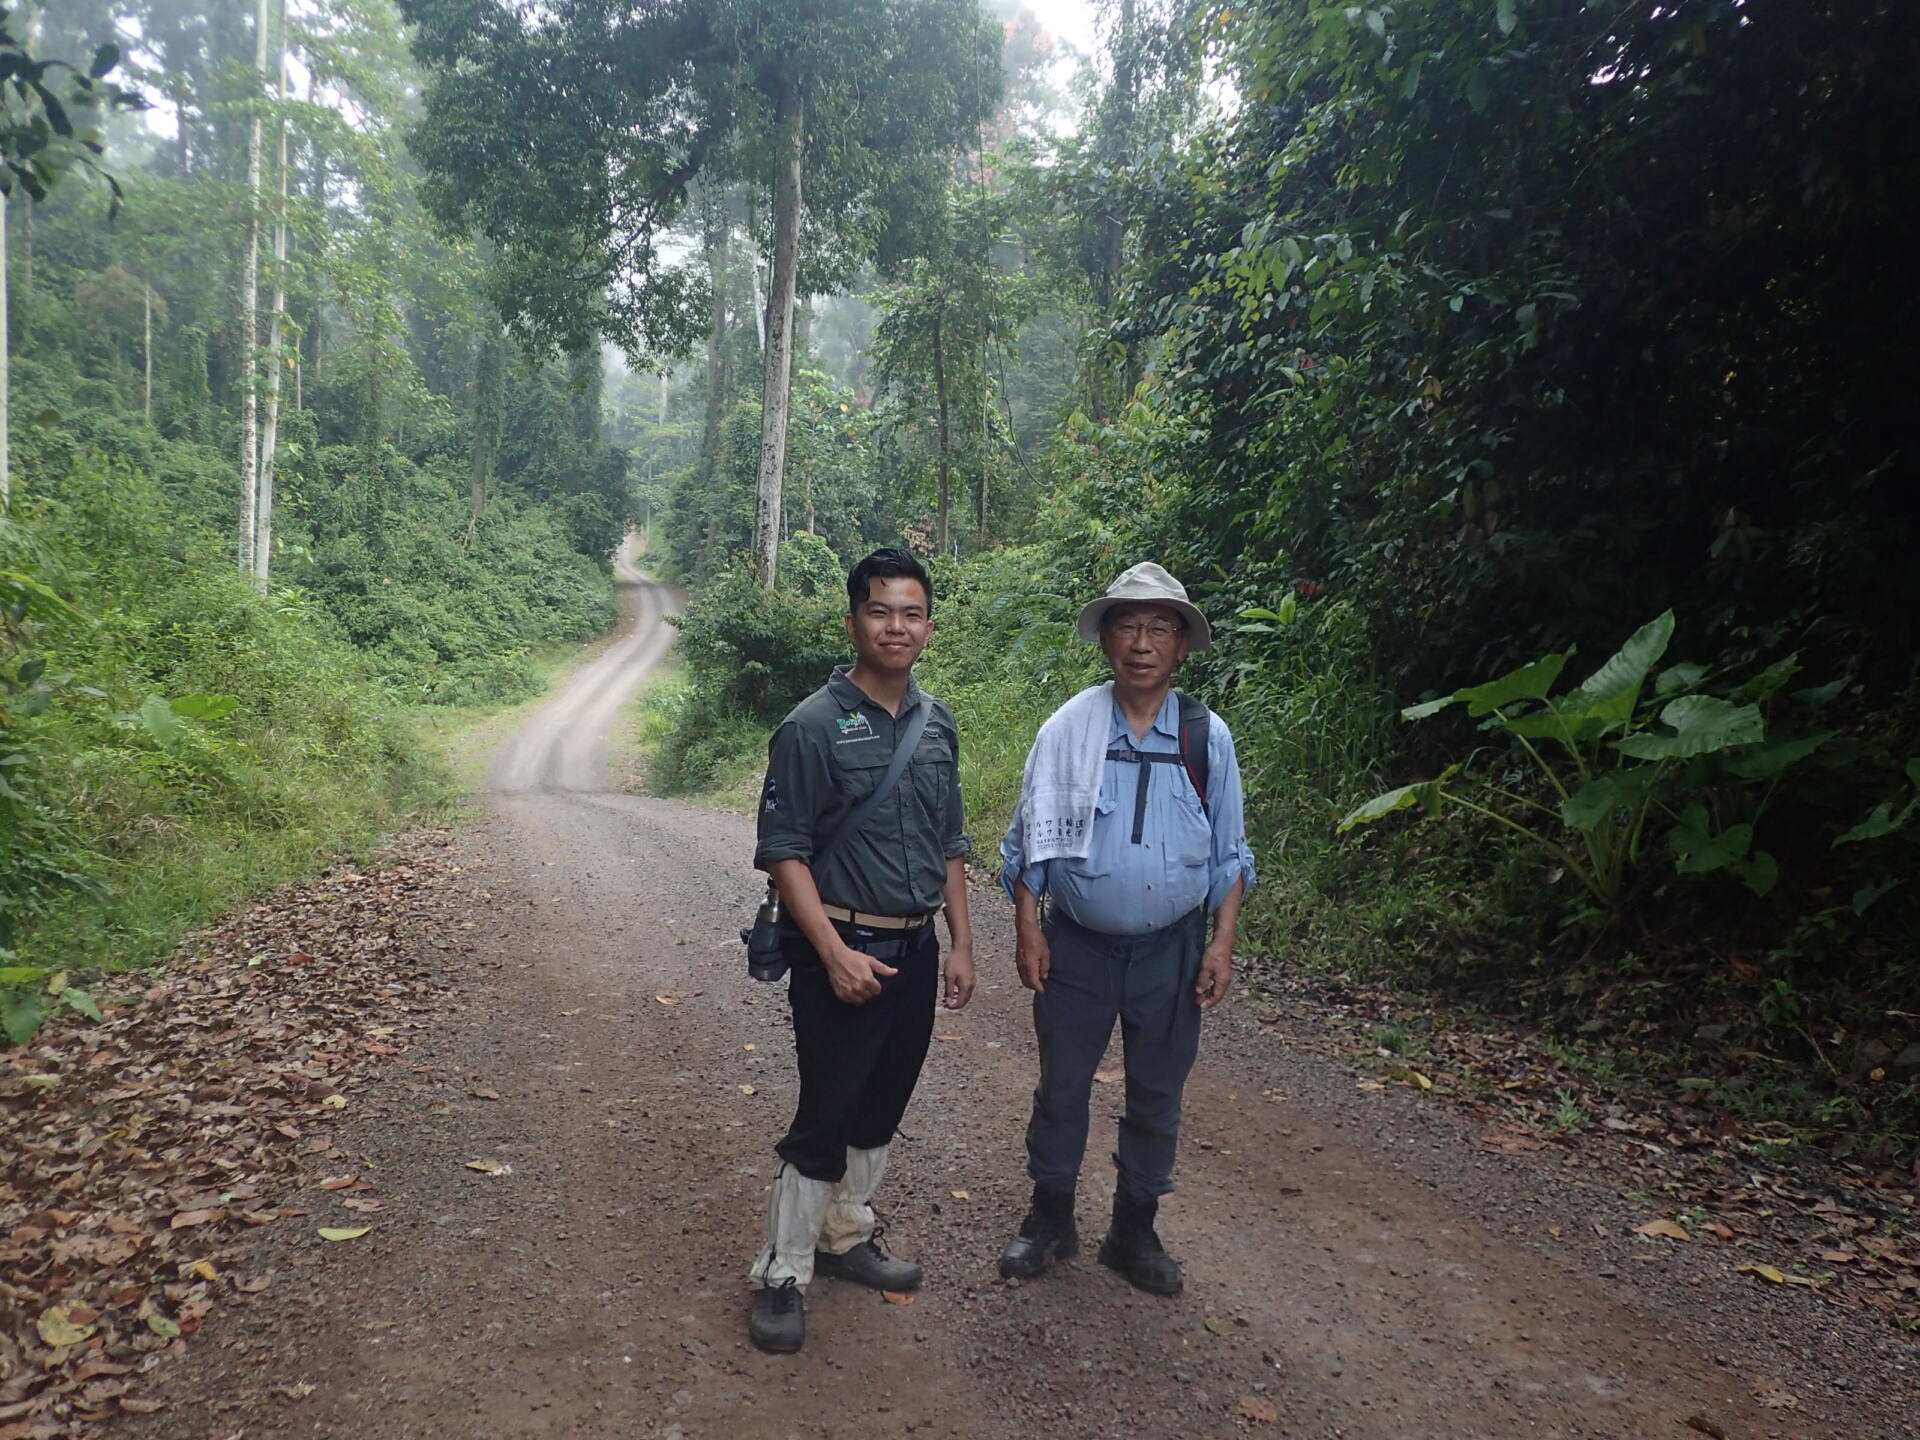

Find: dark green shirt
<box><xmin>754</xmin><ymin>665</ymin><xmax>969</xmax><ymax>918</ymax></box>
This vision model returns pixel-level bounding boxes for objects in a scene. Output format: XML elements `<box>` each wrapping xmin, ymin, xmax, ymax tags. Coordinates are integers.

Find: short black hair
<box><xmin>847</xmin><ymin>547</ymin><xmax>934</xmax><ymax>614</ymax></box>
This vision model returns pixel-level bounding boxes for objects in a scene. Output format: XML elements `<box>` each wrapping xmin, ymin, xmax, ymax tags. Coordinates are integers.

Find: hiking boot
<box><xmin>998</xmin><ymin>1184</ymin><xmax>1079</xmax><ymax>1280</ymax></box>
<box><xmin>813</xmin><ymin>1230</ymin><xmax>923</xmax><ymax>1293</ymax></box>
<box><xmin>748</xmin><ymin>1277</ymin><xmax>805</xmax><ymax>1353</ymax></box>
<box><xmin>1098</xmin><ymin>1191</ymin><xmax>1182</xmax><ymax>1295</ymax></box>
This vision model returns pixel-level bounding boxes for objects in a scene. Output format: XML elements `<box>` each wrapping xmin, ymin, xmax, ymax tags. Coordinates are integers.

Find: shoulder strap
<box><xmin>1176</xmin><ymin>691</ymin><xmax>1211</xmax><ymax>815</ymax></box>
<box><xmin>814</xmin><ymin>699</ymin><xmax>932</xmax><ymax>868</ymax></box>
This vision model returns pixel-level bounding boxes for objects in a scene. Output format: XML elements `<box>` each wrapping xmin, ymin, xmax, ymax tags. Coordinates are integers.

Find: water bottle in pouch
<box><xmin>742</xmin><ymin>883</ymin><xmax>787</xmax><ymax>982</ymax></box>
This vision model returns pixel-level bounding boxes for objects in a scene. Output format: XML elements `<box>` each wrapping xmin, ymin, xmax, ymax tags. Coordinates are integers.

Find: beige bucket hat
<box><xmin>1075</xmin><ymin>561</ymin><xmax>1213</xmax><ymax>651</ymax></box>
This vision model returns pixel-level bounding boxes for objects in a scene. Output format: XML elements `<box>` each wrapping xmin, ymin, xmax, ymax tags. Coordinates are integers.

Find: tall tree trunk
<box><xmin>1</xmin><ymin>188</ymin><xmax>10</xmax><ymax>515</ymax></box>
<box><xmin>304</xmin><ymin>102</ymin><xmax>326</xmax><ymax>393</ymax></box>
<box><xmin>697</xmin><ymin>210</ymin><xmax>732</xmax><ymax>559</ymax></box>
<box><xmin>16</xmin><ymin>200</ymin><xmax>27</xmax><ymax>324</ymax></box>
<box><xmin>254</xmin><ymin>0</ymin><xmax>289</xmax><ymax>588</ymax></box>
<box><xmin>143</xmin><ymin>282</ymin><xmax>154</xmax><ymax>422</ymax></box>
<box><xmin>237</xmin><ymin>0</ymin><xmax>268</xmax><ymax>574</ymax></box>
<box><xmin>1089</xmin><ymin>0</ymin><xmax>1137</xmax><ymax>424</ymax></box>
<box><xmin>933</xmin><ymin>311</ymin><xmax>951</xmax><ymax>556</ymax></box>
<box><xmin>752</xmin><ymin>82</ymin><xmax>803</xmax><ymax>589</ymax></box>
<box><xmin>467</xmin><ymin>322</ymin><xmax>503</xmax><ymax>546</ymax></box>
<box><xmin>977</xmin><ymin>342</ymin><xmax>991</xmax><ymax>541</ymax></box>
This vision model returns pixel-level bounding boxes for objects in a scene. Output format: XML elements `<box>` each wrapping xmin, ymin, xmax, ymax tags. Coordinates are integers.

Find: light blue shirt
<box><xmin>1000</xmin><ymin>692</ymin><xmax>1256</xmax><ymax>936</ymax></box>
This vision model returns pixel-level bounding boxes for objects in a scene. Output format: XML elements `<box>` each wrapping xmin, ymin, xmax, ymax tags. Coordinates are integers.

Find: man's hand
<box><xmin>1015</xmin><ymin>924</ymin><xmax>1051</xmax><ymax>994</ymax></box>
<box><xmin>942</xmin><ymin>944</ymin><xmax>975</xmax><ymax>1010</ymax></box>
<box><xmin>1195</xmin><ymin>940</ymin><xmax>1233</xmax><ymax>1009</ymax></box>
<box><xmin>823</xmin><ymin>939</ymin><xmax>896</xmax><ymax>1005</ymax></box>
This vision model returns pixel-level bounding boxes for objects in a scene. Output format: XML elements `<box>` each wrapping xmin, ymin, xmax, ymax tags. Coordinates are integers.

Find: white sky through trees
<box><xmin>1022</xmin><ymin>0</ymin><xmax>1097</xmax><ymax>54</ymax></box>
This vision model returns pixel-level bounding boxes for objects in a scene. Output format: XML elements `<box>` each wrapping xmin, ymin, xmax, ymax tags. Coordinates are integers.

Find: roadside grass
<box><xmin>624</xmin><ymin>661</ymin><xmax>766</xmax><ymax>812</ymax></box>
<box><xmin>5</xmin><ymin>461</ymin><xmax>626</xmax><ymax>997</ymax></box>
<box><xmin>14</xmin><ymin>615</ymin><xmax>638</xmax><ymax>994</ymax></box>
<box><xmin>16</xmin><ymin>745</ymin><xmax>452</xmax><ymax>978</ymax></box>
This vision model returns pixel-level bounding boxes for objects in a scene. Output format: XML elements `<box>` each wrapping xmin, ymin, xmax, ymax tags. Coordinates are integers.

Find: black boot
<box><xmin>1098</xmin><ymin>1191</ymin><xmax>1182</xmax><ymax>1295</ymax></box>
<box><xmin>814</xmin><ymin>1227</ymin><xmax>924</xmax><ymax>1292</ymax></box>
<box><xmin>748</xmin><ymin>1277</ymin><xmax>805</xmax><ymax>1353</ymax></box>
<box><xmin>998</xmin><ymin>1184</ymin><xmax>1079</xmax><ymax>1279</ymax></box>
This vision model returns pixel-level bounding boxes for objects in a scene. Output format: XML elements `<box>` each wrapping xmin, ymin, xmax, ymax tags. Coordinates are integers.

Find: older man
<box><xmin>997</xmin><ymin>561</ymin><xmax>1255</xmax><ymax>1295</ymax></box>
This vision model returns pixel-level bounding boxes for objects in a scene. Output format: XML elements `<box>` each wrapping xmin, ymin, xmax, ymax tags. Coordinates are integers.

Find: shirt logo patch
<box><xmin>760</xmin><ymin>776</ymin><xmax>779</xmax><ymax>812</ymax></box>
<box><xmin>833</xmin><ymin>713</ymin><xmax>877</xmax><ymax>745</ymax></box>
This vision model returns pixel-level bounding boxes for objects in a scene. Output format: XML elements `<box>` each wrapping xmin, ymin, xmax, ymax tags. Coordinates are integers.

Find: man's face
<box><xmin>1100</xmin><ymin>602</ymin><xmax>1190</xmax><ymax>695</ymax></box>
<box><xmin>845</xmin><ymin>575</ymin><xmax>934</xmax><ymax>676</ymax></box>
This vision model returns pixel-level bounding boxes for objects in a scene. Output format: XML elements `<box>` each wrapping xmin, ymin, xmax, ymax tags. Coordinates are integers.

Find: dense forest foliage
<box><xmin>2</xmin><ymin>0</ymin><xmax>1915</xmax><ymax>1161</ymax></box>
<box><xmin>0</xmin><ymin>0</ymin><xmax>634</xmax><ymax>1001</ymax></box>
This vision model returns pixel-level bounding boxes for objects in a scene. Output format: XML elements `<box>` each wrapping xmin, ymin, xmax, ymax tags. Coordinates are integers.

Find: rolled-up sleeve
<box><xmin>999</xmin><ymin>804</ymin><xmax>1049</xmax><ymax>903</ymax></box>
<box><xmin>942</xmin><ymin>716</ymin><xmax>971</xmax><ymax>859</ymax></box>
<box><xmin>754</xmin><ymin>720</ymin><xmax>824</xmax><ymax>869</ymax></box>
<box><xmin>1206</xmin><ymin>719</ymin><xmax>1257</xmax><ymax>911</ymax></box>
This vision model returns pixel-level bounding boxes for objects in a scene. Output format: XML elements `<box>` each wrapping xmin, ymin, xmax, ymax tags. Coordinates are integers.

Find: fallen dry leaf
<box><xmin>1735</xmin><ymin>1263</ymin><xmax>1820</xmax><ymax>1290</ymax></box>
<box><xmin>881</xmin><ymin>1290</ymin><xmax>914</xmax><ymax>1306</ymax></box>
<box><xmin>468</xmin><ymin>1086</ymin><xmax>502</xmax><ymax>1101</ymax></box>
<box><xmin>1634</xmin><ymin>1219</ymin><xmax>1691</xmax><ymax>1242</ymax></box>
<box><xmin>739</xmin><ymin>1084</ymin><xmax>756</xmax><ymax>1095</ymax></box>
<box><xmin>317</xmin><ymin>1226</ymin><xmax>372</xmax><ymax>1242</ymax></box>
<box><xmin>950</xmin><ymin>1190</ymin><xmax>970</xmax><ymax>1200</ymax></box>
<box><xmin>464</xmin><ymin>1159</ymin><xmax>509</xmax><ymax>1175</ymax></box>
<box><xmin>317</xmin><ymin>1174</ymin><xmax>357</xmax><ymax>1190</ymax></box>
<box><xmin>1480</xmin><ymin>1131</ymin><xmax>1550</xmax><ymax>1153</ymax></box>
<box><xmin>117</xmin><ymin>1397</ymin><xmax>167</xmax><ymax>1415</ymax></box>
<box><xmin>35</xmin><ymin>1308</ymin><xmax>97</xmax><ymax>1348</ymax></box>
<box><xmin>1238</xmin><ymin>1395</ymin><xmax>1278</xmax><ymax>1424</ymax></box>
<box><xmin>1093</xmin><ymin>1069</ymin><xmax>1121</xmax><ymax>1084</ymax></box>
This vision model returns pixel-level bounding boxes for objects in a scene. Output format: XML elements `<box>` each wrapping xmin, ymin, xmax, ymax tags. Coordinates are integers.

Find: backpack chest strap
<box><xmin>1106</xmin><ymin>749</ymin><xmax>1191</xmax><ymax>846</ymax></box>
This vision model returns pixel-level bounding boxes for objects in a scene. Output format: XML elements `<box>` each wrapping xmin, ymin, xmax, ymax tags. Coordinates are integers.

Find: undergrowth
<box><xmin>1</xmin><ymin>452</ymin><xmax>455</xmax><ymax>999</ymax></box>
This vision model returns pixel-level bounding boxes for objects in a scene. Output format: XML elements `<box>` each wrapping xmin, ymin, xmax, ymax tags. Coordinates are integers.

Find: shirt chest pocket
<box><xmin>1171</xmin><ymin>781</ymin><xmax>1211</xmax><ymax>867</ymax></box>
<box><xmin>909</xmin><ymin>729</ymin><xmax>954</xmax><ymax>818</ymax></box>
<box><xmin>831</xmin><ymin>740</ymin><xmax>891</xmax><ymax>802</ymax></box>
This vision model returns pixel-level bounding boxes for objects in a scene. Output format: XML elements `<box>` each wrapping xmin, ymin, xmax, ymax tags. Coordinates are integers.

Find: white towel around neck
<box><xmin>1018</xmin><ymin>682</ymin><xmax>1115</xmax><ymax>864</ymax></box>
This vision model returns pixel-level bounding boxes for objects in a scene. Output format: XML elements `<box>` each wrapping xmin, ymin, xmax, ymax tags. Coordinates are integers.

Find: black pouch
<box><xmin>742</xmin><ymin>883</ymin><xmax>788</xmax><ymax>982</ymax></box>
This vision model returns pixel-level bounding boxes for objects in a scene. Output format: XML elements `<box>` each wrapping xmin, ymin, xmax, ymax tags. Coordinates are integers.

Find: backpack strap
<box><xmin>1176</xmin><ymin>691</ymin><xmax>1211</xmax><ymax>816</ymax></box>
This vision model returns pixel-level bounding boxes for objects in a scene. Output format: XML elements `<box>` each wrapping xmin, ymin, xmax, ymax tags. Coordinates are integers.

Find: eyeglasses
<box><xmin>1107</xmin><ymin>619</ymin><xmax>1183</xmax><ymax>643</ymax></box>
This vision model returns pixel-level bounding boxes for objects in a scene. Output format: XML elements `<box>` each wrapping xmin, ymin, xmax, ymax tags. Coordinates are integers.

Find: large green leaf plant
<box><xmin>1339</xmin><ymin>612</ymin><xmax>1845</xmax><ymax>916</ymax></box>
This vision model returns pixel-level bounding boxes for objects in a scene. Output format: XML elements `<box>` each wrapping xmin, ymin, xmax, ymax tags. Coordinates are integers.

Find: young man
<box><xmin>746</xmin><ymin>547</ymin><xmax>975</xmax><ymax>1353</ymax></box>
<box><xmin>997</xmin><ymin>561</ymin><xmax>1255</xmax><ymax>1296</ymax></box>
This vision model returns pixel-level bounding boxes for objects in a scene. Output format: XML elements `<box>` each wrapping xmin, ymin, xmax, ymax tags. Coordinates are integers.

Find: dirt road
<box><xmin>137</xmin><ymin>570</ymin><xmax>1916</xmax><ymax>1440</ymax></box>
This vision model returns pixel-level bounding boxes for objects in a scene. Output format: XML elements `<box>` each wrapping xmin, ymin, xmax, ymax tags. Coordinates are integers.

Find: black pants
<box><xmin>775</xmin><ymin>921</ymin><xmax>939</xmax><ymax>1182</ymax></box>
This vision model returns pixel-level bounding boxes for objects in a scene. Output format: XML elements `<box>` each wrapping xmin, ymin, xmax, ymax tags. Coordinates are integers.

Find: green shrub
<box><xmin>0</xmin><ymin>450</ymin><xmax>450</xmax><ymax>1001</ymax></box>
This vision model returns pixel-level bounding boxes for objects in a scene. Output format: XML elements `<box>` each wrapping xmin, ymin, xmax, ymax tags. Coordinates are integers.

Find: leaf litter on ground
<box><xmin>0</xmin><ymin>831</ymin><xmax>473</xmax><ymax>1434</ymax></box>
<box><xmin>1254</xmin><ymin>967</ymin><xmax>1919</xmax><ymax>1332</ymax></box>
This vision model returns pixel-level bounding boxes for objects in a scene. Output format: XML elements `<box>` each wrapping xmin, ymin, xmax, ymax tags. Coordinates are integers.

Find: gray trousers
<box><xmin>1025</xmin><ymin>906</ymin><xmax>1206</xmax><ymax>1199</ymax></box>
